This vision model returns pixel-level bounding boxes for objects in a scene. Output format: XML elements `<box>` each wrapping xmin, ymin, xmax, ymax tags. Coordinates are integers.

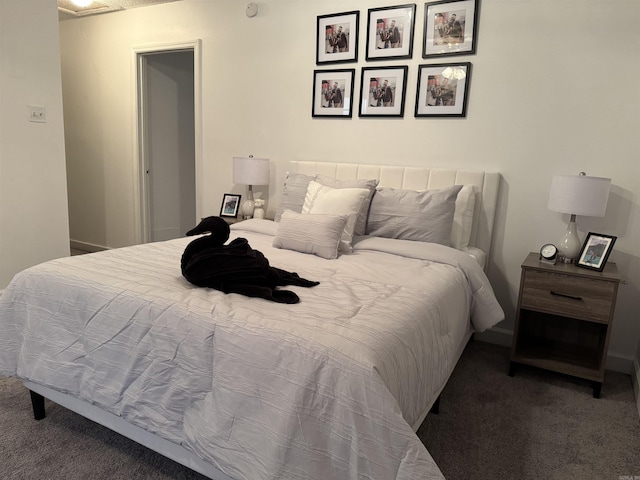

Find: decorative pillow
<box><xmin>315</xmin><ymin>174</ymin><xmax>379</xmax><ymax>236</ymax></box>
<box><xmin>272</xmin><ymin>210</ymin><xmax>348</xmax><ymax>259</ymax></box>
<box><xmin>365</xmin><ymin>184</ymin><xmax>463</xmax><ymax>246</ymax></box>
<box><xmin>450</xmin><ymin>185</ymin><xmax>476</xmax><ymax>250</ymax></box>
<box><xmin>274</xmin><ymin>172</ymin><xmax>316</xmax><ymax>222</ymax></box>
<box><xmin>302</xmin><ymin>181</ymin><xmax>370</xmax><ymax>252</ymax></box>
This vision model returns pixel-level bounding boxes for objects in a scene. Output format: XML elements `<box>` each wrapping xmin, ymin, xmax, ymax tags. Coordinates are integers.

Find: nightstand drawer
<box><xmin>520</xmin><ymin>270</ymin><xmax>614</xmax><ymax>323</ymax></box>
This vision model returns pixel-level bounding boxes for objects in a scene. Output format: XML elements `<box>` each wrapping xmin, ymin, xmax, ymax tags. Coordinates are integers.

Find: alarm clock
<box><xmin>539</xmin><ymin>243</ymin><xmax>558</xmax><ymax>265</ymax></box>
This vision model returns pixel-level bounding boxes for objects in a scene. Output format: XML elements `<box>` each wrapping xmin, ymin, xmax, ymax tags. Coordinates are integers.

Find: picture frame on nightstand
<box><xmin>576</xmin><ymin>232</ymin><xmax>617</xmax><ymax>272</ymax></box>
<box><xmin>220</xmin><ymin>193</ymin><xmax>241</xmax><ymax>218</ymax></box>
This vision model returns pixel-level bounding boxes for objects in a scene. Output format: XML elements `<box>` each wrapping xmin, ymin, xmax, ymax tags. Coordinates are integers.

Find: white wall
<box><xmin>0</xmin><ymin>0</ymin><xmax>70</xmax><ymax>289</ymax></box>
<box><xmin>58</xmin><ymin>0</ymin><xmax>640</xmax><ymax>372</ymax></box>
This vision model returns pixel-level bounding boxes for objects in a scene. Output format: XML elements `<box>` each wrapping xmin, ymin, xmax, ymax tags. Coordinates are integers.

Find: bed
<box><xmin>0</xmin><ymin>161</ymin><xmax>503</xmax><ymax>479</ymax></box>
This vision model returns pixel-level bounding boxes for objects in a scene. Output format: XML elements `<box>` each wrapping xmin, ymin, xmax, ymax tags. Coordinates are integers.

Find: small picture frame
<box><xmin>220</xmin><ymin>193</ymin><xmax>241</xmax><ymax>218</ymax></box>
<box><xmin>415</xmin><ymin>62</ymin><xmax>471</xmax><ymax>117</ymax></box>
<box><xmin>312</xmin><ymin>69</ymin><xmax>355</xmax><ymax>118</ymax></box>
<box><xmin>359</xmin><ymin>66</ymin><xmax>408</xmax><ymax>117</ymax></box>
<box><xmin>576</xmin><ymin>232</ymin><xmax>617</xmax><ymax>272</ymax></box>
<box><xmin>316</xmin><ymin>11</ymin><xmax>359</xmax><ymax>65</ymax></box>
<box><xmin>423</xmin><ymin>0</ymin><xmax>479</xmax><ymax>59</ymax></box>
<box><xmin>366</xmin><ymin>4</ymin><xmax>416</xmax><ymax>61</ymax></box>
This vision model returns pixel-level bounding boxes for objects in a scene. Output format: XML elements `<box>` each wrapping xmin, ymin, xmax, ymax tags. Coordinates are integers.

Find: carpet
<box><xmin>1</xmin><ymin>341</ymin><xmax>638</xmax><ymax>479</ymax></box>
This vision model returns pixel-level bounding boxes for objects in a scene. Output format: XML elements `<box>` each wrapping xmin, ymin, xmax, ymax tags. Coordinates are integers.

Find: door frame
<box><xmin>132</xmin><ymin>39</ymin><xmax>202</xmax><ymax>244</ymax></box>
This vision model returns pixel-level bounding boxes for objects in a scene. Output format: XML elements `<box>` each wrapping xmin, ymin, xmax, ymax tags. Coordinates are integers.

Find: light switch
<box><xmin>28</xmin><ymin>105</ymin><xmax>46</xmax><ymax>123</ymax></box>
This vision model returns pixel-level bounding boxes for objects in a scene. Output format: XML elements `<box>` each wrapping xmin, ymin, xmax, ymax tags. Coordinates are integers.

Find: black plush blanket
<box><xmin>181</xmin><ymin>217</ymin><xmax>319</xmax><ymax>304</ymax></box>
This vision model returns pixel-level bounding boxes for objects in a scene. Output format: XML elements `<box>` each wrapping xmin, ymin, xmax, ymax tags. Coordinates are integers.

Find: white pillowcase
<box><xmin>450</xmin><ymin>185</ymin><xmax>476</xmax><ymax>250</ymax></box>
<box><xmin>302</xmin><ymin>181</ymin><xmax>370</xmax><ymax>252</ymax></box>
<box><xmin>273</xmin><ymin>210</ymin><xmax>348</xmax><ymax>259</ymax></box>
<box><xmin>315</xmin><ymin>175</ymin><xmax>379</xmax><ymax>236</ymax></box>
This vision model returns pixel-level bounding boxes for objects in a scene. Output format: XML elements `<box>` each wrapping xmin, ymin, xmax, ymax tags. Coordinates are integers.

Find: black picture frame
<box><xmin>415</xmin><ymin>62</ymin><xmax>471</xmax><ymax>117</ymax></box>
<box><xmin>359</xmin><ymin>65</ymin><xmax>408</xmax><ymax>118</ymax></box>
<box><xmin>316</xmin><ymin>11</ymin><xmax>360</xmax><ymax>65</ymax></box>
<box><xmin>220</xmin><ymin>193</ymin><xmax>241</xmax><ymax>218</ymax></box>
<box><xmin>423</xmin><ymin>0</ymin><xmax>479</xmax><ymax>59</ymax></box>
<box><xmin>312</xmin><ymin>69</ymin><xmax>355</xmax><ymax>118</ymax></box>
<box><xmin>365</xmin><ymin>4</ymin><xmax>416</xmax><ymax>61</ymax></box>
<box><xmin>576</xmin><ymin>232</ymin><xmax>617</xmax><ymax>272</ymax></box>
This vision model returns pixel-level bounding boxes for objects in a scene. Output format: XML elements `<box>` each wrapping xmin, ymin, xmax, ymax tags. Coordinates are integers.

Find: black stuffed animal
<box><xmin>181</xmin><ymin>216</ymin><xmax>318</xmax><ymax>304</ymax></box>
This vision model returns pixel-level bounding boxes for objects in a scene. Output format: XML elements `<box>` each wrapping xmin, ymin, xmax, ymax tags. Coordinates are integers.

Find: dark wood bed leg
<box><xmin>29</xmin><ymin>390</ymin><xmax>46</xmax><ymax>420</ymax></box>
<box><xmin>430</xmin><ymin>395</ymin><xmax>440</xmax><ymax>415</ymax></box>
<box><xmin>592</xmin><ymin>382</ymin><xmax>602</xmax><ymax>399</ymax></box>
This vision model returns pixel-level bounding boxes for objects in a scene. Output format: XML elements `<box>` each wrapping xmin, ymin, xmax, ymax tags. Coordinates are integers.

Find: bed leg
<box><xmin>29</xmin><ymin>390</ymin><xmax>46</xmax><ymax>420</ymax></box>
<box><xmin>430</xmin><ymin>395</ymin><xmax>440</xmax><ymax>415</ymax></box>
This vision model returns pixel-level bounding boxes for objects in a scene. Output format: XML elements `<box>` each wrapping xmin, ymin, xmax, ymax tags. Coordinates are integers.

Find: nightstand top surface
<box><xmin>522</xmin><ymin>252</ymin><xmax>621</xmax><ymax>282</ymax></box>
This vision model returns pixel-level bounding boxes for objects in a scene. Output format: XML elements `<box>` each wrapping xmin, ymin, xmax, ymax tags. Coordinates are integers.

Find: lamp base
<box><xmin>241</xmin><ymin>186</ymin><xmax>255</xmax><ymax>219</ymax></box>
<box><xmin>556</xmin><ymin>216</ymin><xmax>582</xmax><ymax>264</ymax></box>
<box><xmin>241</xmin><ymin>199</ymin><xmax>255</xmax><ymax>219</ymax></box>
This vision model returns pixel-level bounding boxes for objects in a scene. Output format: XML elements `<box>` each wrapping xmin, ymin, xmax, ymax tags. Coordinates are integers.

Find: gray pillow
<box><xmin>272</xmin><ymin>210</ymin><xmax>348</xmax><ymax>259</ymax></box>
<box><xmin>365</xmin><ymin>184</ymin><xmax>463</xmax><ymax>246</ymax></box>
<box><xmin>315</xmin><ymin>174</ymin><xmax>379</xmax><ymax>236</ymax></box>
<box><xmin>274</xmin><ymin>172</ymin><xmax>316</xmax><ymax>222</ymax></box>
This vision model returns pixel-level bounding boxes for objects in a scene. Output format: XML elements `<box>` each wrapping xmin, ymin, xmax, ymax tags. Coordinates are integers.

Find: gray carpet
<box><xmin>419</xmin><ymin>341</ymin><xmax>640</xmax><ymax>479</ymax></box>
<box><xmin>1</xmin><ymin>341</ymin><xmax>638</xmax><ymax>479</ymax></box>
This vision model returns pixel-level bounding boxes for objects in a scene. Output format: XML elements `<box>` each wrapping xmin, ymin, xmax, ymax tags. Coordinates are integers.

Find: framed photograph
<box><xmin>576</xmin><ymin>232</ymin><xmax>617</xmax><ymax>272</ymax></box>
<box><xmin>366</xmin><ymin>4</ymin><xmax>416</xmax><ymax>61</ymax></box>
<box><xmin>423</xmin><ymin>0</ymin><xmax>479</xmax><ymax>58</ymax></box>
<box><xmin>220</xmin><ymin>193</ymin><xmax>241</xmax><ymax>218</ymax></box>
<box><xmin>312</xmin><ymin>69</ymin><xmax>355</xmax><ymax>118</ymax></box>
<box><xmin>316</xmin><ymin>11</ymin><xmax>359</xmax><ymax>65</ymax></box>
<box><xmin>359</xmin><ymin>65</ymin><xmax>408</xmax><ymax>117</ymax></box>
<box><xmin>415</xmin><ymin>62</ymin><xmax>471</xmax><ymax>117</ymax></box>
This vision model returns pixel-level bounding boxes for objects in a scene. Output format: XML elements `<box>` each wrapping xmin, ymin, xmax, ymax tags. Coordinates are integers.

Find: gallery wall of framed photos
<box><xmin>313</xmin><ymin>0</ymin><xmax>479</xmax><ymax>119</ymax></box>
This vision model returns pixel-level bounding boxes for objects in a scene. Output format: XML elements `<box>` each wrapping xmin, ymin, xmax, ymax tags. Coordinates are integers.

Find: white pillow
<box><xmin>273</xmin><ymin>210</ymin><xmax>348</xmax><ymax>259</ymax></box>
<box><xmin>451</xmin><ymin>185</ymin><xmax>476</xmax><ymax>250</ymax></box>
<box><xmin>315</xmin><ymin>174</ymin><xmax>379</xmax><ymax>236</ymax></box>
<box><xmin>302</xmin><ymin>181</ymin><xmax>370</xmax><ymax>252</ymax></box>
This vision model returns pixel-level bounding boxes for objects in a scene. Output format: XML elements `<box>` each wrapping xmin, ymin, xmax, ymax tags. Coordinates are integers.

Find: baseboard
<box><xmin>632</xmin><ymin>358</ymin><xmax>640</xmax><ymax>420</ymax></box>
<box><xmin>605</xmin><ymin>350</ymin><xmax>634</xmax><ymax>375</ymax></box>
<box><xmin>70</xmin><ymin>239</ymin><xmax>108</xmax><ymax>253</ymax></box>
<box><xmin>475</xmin><ymin>327</ymin><xmax>634</xmax><ymax>375</ymax></box>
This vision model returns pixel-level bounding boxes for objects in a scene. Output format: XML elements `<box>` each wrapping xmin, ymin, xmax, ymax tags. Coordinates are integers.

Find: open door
<box><xmin>134</xmin><ymin>41</ymin><xmax>202</xmax><ymax>244</ymax></box>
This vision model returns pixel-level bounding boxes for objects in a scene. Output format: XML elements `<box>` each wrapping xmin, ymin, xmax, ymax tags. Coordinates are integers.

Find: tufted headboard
<box><xmin>283</xmin><ymin>161</ymin><xmax>501</xmax><ymax>263</ymax></box>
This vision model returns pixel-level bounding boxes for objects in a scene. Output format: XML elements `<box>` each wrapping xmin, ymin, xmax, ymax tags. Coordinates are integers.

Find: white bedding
<box><xmin>0</xmin><ymin>219</ymin><xmax>504</xmax><ymax>479</ymax></box>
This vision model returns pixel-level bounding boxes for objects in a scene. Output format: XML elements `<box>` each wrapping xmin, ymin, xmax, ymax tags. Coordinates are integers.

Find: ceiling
<box><xmin>58</xmin><ymin>0</ymin><xmax>181</xmax><ymax>20</ymax></box>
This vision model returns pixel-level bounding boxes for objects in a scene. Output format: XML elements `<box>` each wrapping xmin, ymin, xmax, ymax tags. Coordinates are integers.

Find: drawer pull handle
<box><xmin>550</xmin><ymin>290</ymin><xmax>582</xmax><ymax>301</ymax></box>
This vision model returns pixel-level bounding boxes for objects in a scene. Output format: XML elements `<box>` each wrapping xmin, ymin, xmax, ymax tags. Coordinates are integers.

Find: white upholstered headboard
<box><xmin>285</xmin><ymin>161</ymin><xmax>501</xmax><ymax>261</ymax></box>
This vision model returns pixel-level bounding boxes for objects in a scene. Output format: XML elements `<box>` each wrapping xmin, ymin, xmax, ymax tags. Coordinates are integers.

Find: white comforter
<box><xmin>0</xmin><ymin>219</ymin><xmax>503</xmax><ymax>480</ymax></box>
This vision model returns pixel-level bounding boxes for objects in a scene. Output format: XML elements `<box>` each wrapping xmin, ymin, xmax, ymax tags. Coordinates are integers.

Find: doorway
<box><xmin>134</xmin><ymin>41</ymin><xmax>202</xmax><ymax>244</ymax></box>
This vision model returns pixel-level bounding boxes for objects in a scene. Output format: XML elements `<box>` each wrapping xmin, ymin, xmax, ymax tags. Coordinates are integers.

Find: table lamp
<box><xmin>233</xmin><ymin>155</ymin><xmax>270</xmax><ymax>219</ymax></box>
<box><xmin>547</xmin><ymin>172</ymin><xmax>611</xmax><ymax>264</ymax></box>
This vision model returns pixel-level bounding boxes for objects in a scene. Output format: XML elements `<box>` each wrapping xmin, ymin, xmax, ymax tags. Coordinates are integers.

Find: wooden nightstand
<box><xmin>509</xmin><ymin>252</ymin><xmax>622</xmax><ymax>398</ymax></box>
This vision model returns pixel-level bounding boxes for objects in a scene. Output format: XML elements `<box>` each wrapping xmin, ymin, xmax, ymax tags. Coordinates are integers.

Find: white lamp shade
<box><xmin>233</xmin><ymin>156</ymin><xmax>270</xmax><ymax>186</ymax></box>
<box><xmin>547</xmin><ymin>174</ymin><xmax>611</xmax><ymax>217</ymax></box>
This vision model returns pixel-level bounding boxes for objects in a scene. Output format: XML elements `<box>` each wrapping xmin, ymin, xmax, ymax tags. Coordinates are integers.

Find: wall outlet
<box><xmin>28</xmin><ymin>104</ymin><xmax>46</xmax><ymax>123</ymax></box>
